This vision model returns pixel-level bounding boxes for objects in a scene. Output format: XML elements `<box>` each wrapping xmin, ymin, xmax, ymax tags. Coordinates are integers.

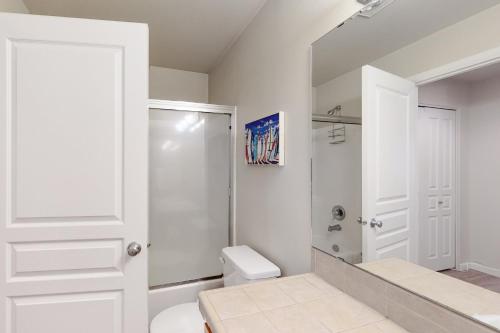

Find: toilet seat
<box><xmin>150</xmin><ymin>302</ymin><xmax>204</xmax><ymax>333</ymax></box>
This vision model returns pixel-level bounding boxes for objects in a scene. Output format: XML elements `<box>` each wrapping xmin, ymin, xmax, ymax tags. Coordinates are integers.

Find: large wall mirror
<box><xmin>311</xmin><ymin>0</ymin><xmax>500</xmax><ymax>330</ymax></box>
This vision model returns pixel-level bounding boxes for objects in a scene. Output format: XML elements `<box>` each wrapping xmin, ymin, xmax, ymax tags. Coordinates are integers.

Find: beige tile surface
<box><xmin>275</xmin><ymin>275</ymin><xmax>324</xmax><ymax>303</ymax></box>
<box><xmin>303</xmin><ymin>273</ymin><xmax>343</xmax><ymax>296</ymax></box>
<box><xmin>199</xmin><ymin>274</ymin><xmax>407</xmax><ymax>333</ymax></box>
<box><xmin>386</xmin><ymin>299</ymin><xmax>448</xmax><ymax>333</ymax></box>
<box><xmin>206</xmin><ymin>288</ymin><xmax>260</xmax><ymax>320</ymax></box>
<box><xmin>300</xmin><ymin>294</ymin><xmax>385</xmax><ymax>333</ymax></box>
<box><xmin>264</xmin><ymin>304</ymin><xmax>330</xmax><ymax>333</ymax></box>
<box><xmin>394</xmin><ymin>269</ymin><xmax>500</xmax><ymax>318</ymax></box>
<box><xmin>315</xmin><ymin>249</ymin><xmax>347</xmax><ymax>290</ymax></box>
<box><xmin>372</xmin><ymin>320</ymin><xmax>411</xmax><ymax>333</ymax></box>
<box><xmin>357</xmin><ymin>258</ymin><xmax>434</xmax><ymax>283</ymax></box>
<box><xmin>222</xmin><ymin>313</ymin><xmax>279</xmax><ymax>333</ymax></box>
<box><xmin>210</xmin><ymin>321</ymin><xmax>227</xmax><ymax>333</ymax></box>
<box><xmin>345</xmin><ymin>264</ymin><xmax>389</xmax><ymax>316</ymax></box>
<box><xmin>243</xmin><ymin>282</ymin><xmax>295</xmax><ymax>311</ymax></box>
<box><xmin>357</xmin><ymin>257</ymin><xmax>500</xmax><ymax>332</ymax></box>
<box><xmin>343</xmin><ymin>319</ymin><xmax>409</xmax><ymax>333</ymax></box>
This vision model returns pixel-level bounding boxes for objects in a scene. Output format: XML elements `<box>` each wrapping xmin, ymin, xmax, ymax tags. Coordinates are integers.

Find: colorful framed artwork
<box><xmin>245</xmin><ymin>112</ymin><xmax>284</xmax><ymax>166</ymax></box>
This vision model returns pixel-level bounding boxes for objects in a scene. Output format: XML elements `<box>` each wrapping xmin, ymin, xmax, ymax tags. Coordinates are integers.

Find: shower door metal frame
<box><xmin>147</xmin><ymin>99</ymin><xmax>237</xmax><ymax>279</ymax></box>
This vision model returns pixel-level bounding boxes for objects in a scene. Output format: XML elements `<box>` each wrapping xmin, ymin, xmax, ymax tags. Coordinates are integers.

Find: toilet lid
<box><xmin>150</xmin><ymin>302</ymin><xmax>204</xmax><ymax>333</ymax></box>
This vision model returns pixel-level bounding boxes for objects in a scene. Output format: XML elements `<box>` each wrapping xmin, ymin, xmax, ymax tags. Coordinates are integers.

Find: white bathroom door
<box><xmin>362</xmin><ymin>65</ymin><xmax>418</xmax><ymax>263</ymax></box>
<box><xmin>0</xmin><ymin>13</ymin><xmax>148</xmax><ymax>333</ymax></box>
<box><xmin>418</xmin><ymin>107</ymin><xmax>456</xmax><ymax>271</ymax></box>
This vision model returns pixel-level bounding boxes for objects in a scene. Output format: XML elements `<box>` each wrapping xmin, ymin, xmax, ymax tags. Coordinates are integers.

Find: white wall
<box><xmin>209</xmin><ymin>0</ymin><xmax>363</xmax><ymax>276</ymax></box>
<box><xmin>419</xmin><ymin>79</ymin><xmax>470</xmax><ymax>109</ymax></box>
<box><xmin>461</xmin><ymin>76</ymin><xmax>500</xmax><ymax>270</ymax></box>
<box><xmin>372</xmin><ymin>4</ymin><xmax>500</xmax><ymax>79</ymax></box>
<box><xmin>150</xmin><ymin>66</ymin><xmax>208</xmax><ymax>103</ymax></box>
<box><xmin>0</xmin><ymin>0</ymin><xmax>28</xmax><ymax>13</ymax></box>
<box><xmin>314</xmin><ymin>68</ymin><xmax>361</xmax><ymax>117</ymax></box>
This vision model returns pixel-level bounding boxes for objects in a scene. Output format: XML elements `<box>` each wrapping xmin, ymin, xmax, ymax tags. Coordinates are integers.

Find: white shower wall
<box><xmin>312</xmin><ymin>124</ymin><xmax>362</xmax><ymax>261</ymax></box>
<box><xmin>312</xmin><ymin>67</ymin><xmax>362</xmax><ymax>262</ymax></box>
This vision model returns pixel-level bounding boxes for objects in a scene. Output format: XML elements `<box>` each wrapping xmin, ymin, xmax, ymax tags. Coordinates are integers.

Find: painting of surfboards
<box><xmin>245</xmin><ymin>112</ymin><xmax>284</xmax><ymax>166</ymax></box>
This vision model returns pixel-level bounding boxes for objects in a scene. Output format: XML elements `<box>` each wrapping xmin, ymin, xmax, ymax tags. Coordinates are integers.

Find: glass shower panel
<box><xmin>149</xmin><ymin>109</ymin><xmax>230</xmax><ymax>287</ymax></box>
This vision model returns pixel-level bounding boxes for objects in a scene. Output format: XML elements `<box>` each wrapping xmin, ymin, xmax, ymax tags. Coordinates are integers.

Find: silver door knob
<box><xmin>127</xmin><ymin>242</ymin><xmax>142</xmax><ymax>257</ymax></box>
<box><xmin>369</xmin><ymin>218</ymin><xmax>383</xmax><ymax>228</ymax></box>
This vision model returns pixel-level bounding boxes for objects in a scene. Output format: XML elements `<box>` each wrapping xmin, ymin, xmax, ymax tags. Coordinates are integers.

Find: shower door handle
<box><xmin>127</xmin><ymin>242</ymin><xmax>142</xmax><ymax>257</ymax></box>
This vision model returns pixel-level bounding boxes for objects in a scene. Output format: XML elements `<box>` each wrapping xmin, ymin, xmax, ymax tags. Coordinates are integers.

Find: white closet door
<box><xmin>0</xmin><ymin>13</ymin><xmax>148</xmax><ymax>333</ymax></box>
<box><xmin>362</xmin><ymin>65</ymin><xmax>418</xmax><ymax>263</ymax></box>
<box><xmin>418</xmin><ymin>107</ymin><xmax>456</xmax><ymax>271</ymax></box>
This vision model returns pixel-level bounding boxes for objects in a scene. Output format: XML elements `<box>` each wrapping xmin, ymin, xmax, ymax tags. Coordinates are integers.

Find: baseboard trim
<box><xmin>459</xmin><ymin>262</ymin><xmax>500</xmax><ymax>278</ymax></box>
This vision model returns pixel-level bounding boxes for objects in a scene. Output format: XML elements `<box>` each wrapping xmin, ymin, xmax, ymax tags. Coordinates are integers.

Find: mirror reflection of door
<box><xmin>418</xmin><ymin>107</ymin><xmax>456</xmax><ymax>271</ymax></box>
<box><xmin>361</xmin><ymin>66</ymin><xmax>418</xmax><ymax>263</ymax></box>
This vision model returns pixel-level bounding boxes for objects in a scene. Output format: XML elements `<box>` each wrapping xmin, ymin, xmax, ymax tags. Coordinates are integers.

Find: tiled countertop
<box><xmin>199</xmin><ymin>273</ymin><xmax>408</xmax><ymax>333</ymax></box>
<box><xmin>358</xmin><ymin>258</ymin><xmax>500</xmax><ymax>327</ymax></box>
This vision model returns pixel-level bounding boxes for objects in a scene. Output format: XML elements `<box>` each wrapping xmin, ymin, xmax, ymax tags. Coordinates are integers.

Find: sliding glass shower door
<box><xmin>149</xmin><ymin>109</ymin><xmax>230</xmax><ymax>287</ymax></box>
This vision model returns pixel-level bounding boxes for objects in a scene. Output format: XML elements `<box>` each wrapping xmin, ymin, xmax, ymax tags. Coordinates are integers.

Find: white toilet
<box><xmin>150</xmin><ymin>245</ymin><xmax>281</xmax><ymax>333</ymax></box>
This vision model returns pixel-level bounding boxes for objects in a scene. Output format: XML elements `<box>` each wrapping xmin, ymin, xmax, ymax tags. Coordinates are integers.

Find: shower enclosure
<box><xmin>148</xmin><ymin>101</ymin><xmax>233</xmax><ymax>289</ymax></box>
<box><xmin>312</xmin><ymin>112</ymin><xmax>362</xmax><ymax>264</ymax></box>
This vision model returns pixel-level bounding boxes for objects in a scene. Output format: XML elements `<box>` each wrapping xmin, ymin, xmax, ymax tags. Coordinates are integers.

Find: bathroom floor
<box><xmin>440</xmin><ymin>269</ymin><xmax>500</xmax><ymax>293</ymax></box>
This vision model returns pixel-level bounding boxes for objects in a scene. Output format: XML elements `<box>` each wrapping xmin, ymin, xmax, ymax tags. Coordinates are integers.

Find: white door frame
<box><xmin>147</xmin><ymin>100</ymin><xmax>238</xmax><ymax>245</ymax></box>
<box><xmin>417</xmin><ymin>104</ymin><xmax>460</xmax><ymax>270</ymax></box>
<box><xmin>409</xmin><ymin>45</ymin><xmax>500</xmax><ymax>86</ymax></box>
<box><xmin>408</xmin><ymin>45</ymin><xmax>500</xmax><ymax>270</ymax></box>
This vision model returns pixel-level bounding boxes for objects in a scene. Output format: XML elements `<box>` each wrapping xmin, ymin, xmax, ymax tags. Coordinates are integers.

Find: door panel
<box><xmin>418</xmin><ymin>107</ymin><xmax>456</xmax><ymax>271</ymax></box>
<box><xmin>8</xmin><ymin>240</ymin><xmax>123</xmax><ymax>278</ymax></box>
<box><xmin>0</xmin><ymin>13</ymin><xmax>148</xmax><ymax>332</ymax></box>
<box><xmin>13</xmin><ymin>40</ymin><xmax>121</xmax><ymax>220</ymax></box>
<box><xmin>427</xmin><ymin>216</ymin><xmax>438</xmax><ymax>258</ymax></box>
<box><xmin>10</xmin><ymin>291</ymin><xmax>122</xmax><ymax>333</ymax></box>
<box><xmin>362</xmin><ymin>65</ymin><xmax>418</xmax><ymax>263</ymax></box>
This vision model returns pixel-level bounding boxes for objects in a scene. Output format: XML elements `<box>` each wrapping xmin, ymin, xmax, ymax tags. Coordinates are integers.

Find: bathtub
<box><xmin>148</xmin><ymin>278</ymin><xmax>223</xmax><ymax>322</ymax></box>
<box><xmin>312</xmin><ymin>234</ymin><xmax>362</xmax><ymax>264</ymax></box>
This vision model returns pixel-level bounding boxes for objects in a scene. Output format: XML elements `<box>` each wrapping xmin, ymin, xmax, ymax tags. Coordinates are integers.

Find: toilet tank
<box><xmin>221</xmin><ymin>246</ymin><xmax>281</xmax><ymax>286</ymax></box>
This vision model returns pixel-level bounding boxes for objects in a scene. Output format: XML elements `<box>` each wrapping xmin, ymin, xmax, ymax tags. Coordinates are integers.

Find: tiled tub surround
<box><xmin>199</xmin><ymin>273</ymin><xmax>408</xmax><ymax>333</ymax></box>
<box><xmin>359</xmin><ymin>258</ymin><xmax>500</xmax><ymax>330</ymax></box>
<box><xmin>312</xmin><ymin>248</ymin><xmax>499</xmax><ymax>333</ymax></box>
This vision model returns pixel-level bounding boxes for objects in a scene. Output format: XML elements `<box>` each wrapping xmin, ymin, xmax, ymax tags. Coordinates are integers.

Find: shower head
<box><xmin>327</xmin><ymin>105</ymin><xmax>342</xmax><ymax>116</ymax></box>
